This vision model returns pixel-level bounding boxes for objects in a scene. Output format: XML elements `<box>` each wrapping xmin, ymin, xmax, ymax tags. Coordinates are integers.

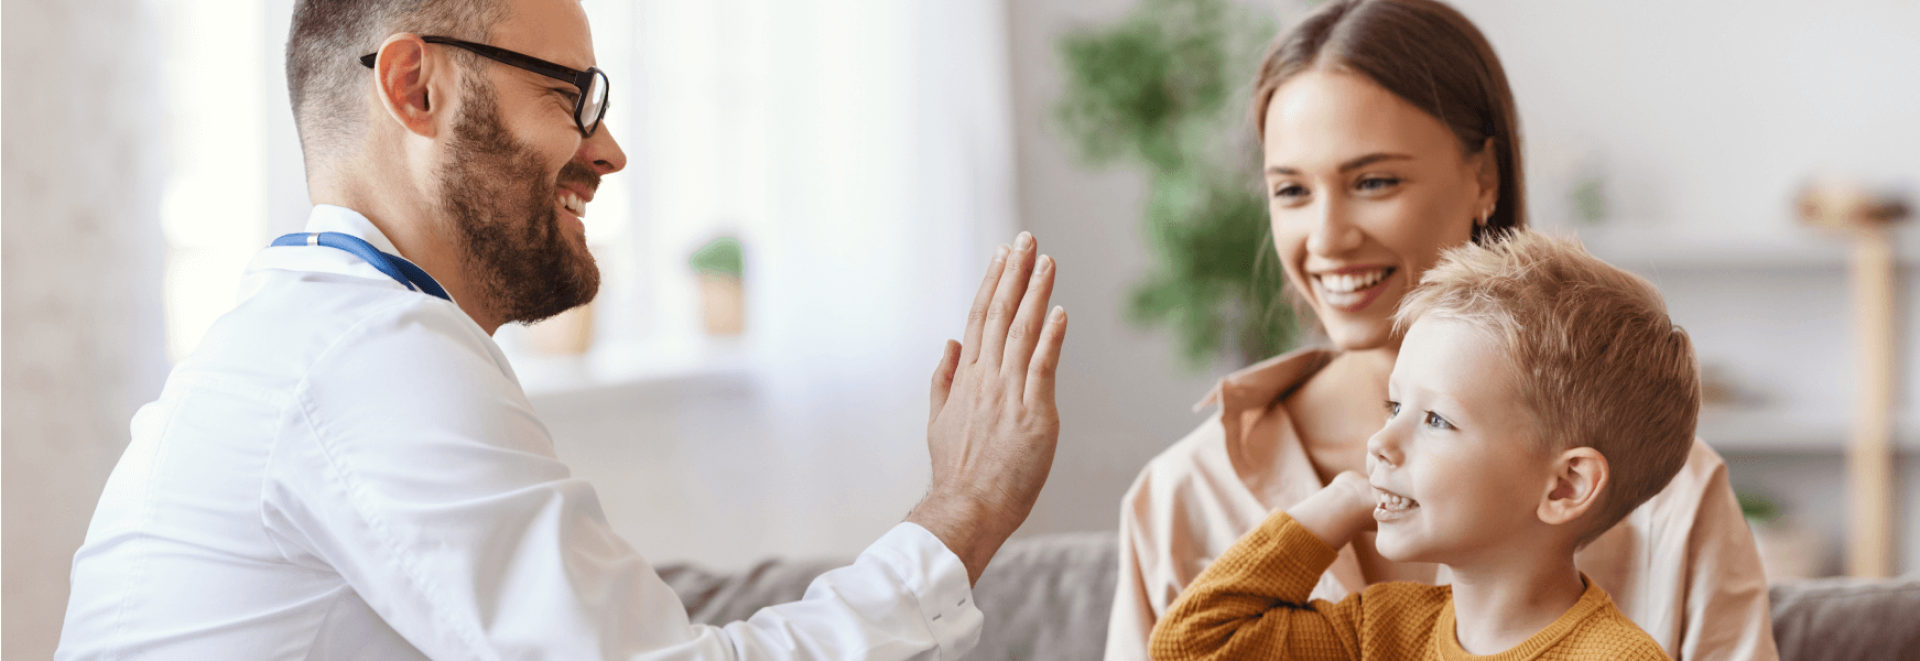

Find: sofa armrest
<box><xmin>1769</xmin><ymin>575</ymin><xmax>1920</xmax><ymax>661</ymax></box>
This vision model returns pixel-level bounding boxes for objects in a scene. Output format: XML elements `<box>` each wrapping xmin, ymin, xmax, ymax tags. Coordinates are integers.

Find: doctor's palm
<box><xmin>911</xmin><ymin>233</ymin><xmax>1067</xmax><ymax>584</ymax></box>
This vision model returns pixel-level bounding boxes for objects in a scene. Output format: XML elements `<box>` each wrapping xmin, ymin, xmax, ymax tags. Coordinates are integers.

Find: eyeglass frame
<box><xmin>359</xmin><ymin>36</ymin><xmax>609</xmax><ymax>138</ymax></box>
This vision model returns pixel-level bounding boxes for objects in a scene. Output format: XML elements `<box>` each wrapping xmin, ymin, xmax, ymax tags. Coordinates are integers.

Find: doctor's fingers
<box><xmin>975</xmin><ymin>233</ymin><xmax>1039</xmax><ymax>371</ymax></box>
<box><xmin>959</xmin><ymin>245</ymin><xmax>1010</xmax><ymax>366</ymax></box>
<box><xmin>929</xmin><ymin>339</ymin><xmax>961</xmax><ymax>426</ymax></box>
<box><xmin>1023</xmin><ymin>306</ymin><xmax>1067</xmax><ymax>410</ymax></box>
<box><xmin>999</xmin><ymin>253</ymin><xmax>1057</xmax><ymax>388</ymax></box>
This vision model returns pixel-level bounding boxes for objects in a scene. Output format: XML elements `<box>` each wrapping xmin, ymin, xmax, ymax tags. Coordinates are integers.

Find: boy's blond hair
<box><xmin>1393</xmin><ymin>230</ymin><xmax>1699</xmax><ymax>547</ymax></box>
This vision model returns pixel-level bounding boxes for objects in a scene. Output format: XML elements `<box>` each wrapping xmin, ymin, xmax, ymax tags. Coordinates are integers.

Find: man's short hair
<box><xmin>1393</xmin><ymin>230</ymin><xmax>1700</xmax><ymax>547</ymax></box>
<box><xmin>285</xmin><ymin>0</ymin><xmax>508</xmax><ymax>169</ymax></box>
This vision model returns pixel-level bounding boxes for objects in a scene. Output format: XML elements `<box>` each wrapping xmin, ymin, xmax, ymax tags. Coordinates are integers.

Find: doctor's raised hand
<box><xmin>910</xmin><ymin>231</ymin><xmax>1069</xmax><ymax>584</ymax></box>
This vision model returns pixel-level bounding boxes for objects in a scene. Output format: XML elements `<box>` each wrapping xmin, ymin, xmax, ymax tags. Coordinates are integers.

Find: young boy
<box><xmin>1149</xmin><ymin>231</ymin><xmax>1697</xmax><ymax>660</ymax></box>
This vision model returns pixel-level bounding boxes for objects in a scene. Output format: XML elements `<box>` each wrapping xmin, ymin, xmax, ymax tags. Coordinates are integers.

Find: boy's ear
<box><xmin>1538</xmin><ymin>447</ymin><xmax>1608</xmax><ymax>527</ymax></box>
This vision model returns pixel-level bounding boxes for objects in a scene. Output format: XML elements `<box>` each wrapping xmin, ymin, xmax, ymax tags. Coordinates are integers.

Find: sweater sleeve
<box><xmin>1148</xmin><ymin>512</ymin><xmax>1362</xmax><ymax>661</ymax></box>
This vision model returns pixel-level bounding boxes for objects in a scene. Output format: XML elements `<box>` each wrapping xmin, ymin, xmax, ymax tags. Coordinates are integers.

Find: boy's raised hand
<box><xmin>1286</xmin><ymin>471</ymin><xmax>1379</xmax><ymax>550</ymax></box>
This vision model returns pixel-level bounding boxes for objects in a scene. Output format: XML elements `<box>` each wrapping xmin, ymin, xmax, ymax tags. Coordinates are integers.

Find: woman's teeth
<box><xmin>1317</xmin><ymin>268</ymin><xmax>1392</xmax><ymax>295</ymax></box>
<box><xmin>560</xmin><ymin>190</ymin><xmax>587</xmax><ymax>217</ymax></box>
<box><xmin>1314</xmin><ymin>268</ymin><xmax>1394</xmax><ymax>310</ymax></box>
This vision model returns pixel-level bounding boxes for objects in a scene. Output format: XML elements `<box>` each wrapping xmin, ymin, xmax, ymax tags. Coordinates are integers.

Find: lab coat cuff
<box><xmin>870</xmin><ymin>522</ymin><xmax>983</xmax><ymax>658</ymax></box>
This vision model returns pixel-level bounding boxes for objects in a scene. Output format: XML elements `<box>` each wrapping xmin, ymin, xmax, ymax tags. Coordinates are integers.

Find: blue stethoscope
<box><xmin>270</xmin><ymin>232</ymin><xmax>451</xmax><ymax>301</ymax></box>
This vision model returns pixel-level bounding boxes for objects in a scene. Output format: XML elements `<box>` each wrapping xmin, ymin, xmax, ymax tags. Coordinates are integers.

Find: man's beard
<box><xmin>438</xmin><ymin>81</ymin><xmax>600</xmax><ymax>326</ymax></box>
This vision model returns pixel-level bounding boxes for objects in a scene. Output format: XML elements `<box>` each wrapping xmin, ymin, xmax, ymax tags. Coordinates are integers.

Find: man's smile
<box><xmin>559</xmin><ymin>188</ymin><xmax>588</xmax><ymax>218</ymax></box>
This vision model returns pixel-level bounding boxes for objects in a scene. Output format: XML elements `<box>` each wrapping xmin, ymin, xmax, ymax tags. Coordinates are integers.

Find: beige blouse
<box><xmin>1105</xmin><ymin>347</ymin><xmax>1778</xmax><ymax>661</ymax></box>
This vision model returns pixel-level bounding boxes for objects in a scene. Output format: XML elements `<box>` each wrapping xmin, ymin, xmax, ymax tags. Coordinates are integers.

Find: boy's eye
<box><xmin>1424</xmin><ymin>411</ymin><xmax>1454</xmax><ymax>430</ymax></box>
<box><xmin>1384</xmin><ymin>400</ymin><xmax>1401</xmax><ymax>419</ymax></box>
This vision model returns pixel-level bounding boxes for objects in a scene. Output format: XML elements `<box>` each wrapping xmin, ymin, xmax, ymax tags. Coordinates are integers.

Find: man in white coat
<box><xmin>56</xmin><ymin>0</ymin><xmax>1069</xmax><ymax>658</ymax></box>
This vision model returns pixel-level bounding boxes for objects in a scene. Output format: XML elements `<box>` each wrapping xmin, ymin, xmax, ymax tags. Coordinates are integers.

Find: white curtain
<box><xmin>586</xmin><ymin>0</ymin><xmax>1019</xmax><ymax>555</ymax></box>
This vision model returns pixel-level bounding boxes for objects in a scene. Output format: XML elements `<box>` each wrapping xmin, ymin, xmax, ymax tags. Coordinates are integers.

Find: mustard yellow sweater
<box><xmin>1148</xmin><ymin>512</ymin><xmax>1671</xmax><ymax>661</ymax></box>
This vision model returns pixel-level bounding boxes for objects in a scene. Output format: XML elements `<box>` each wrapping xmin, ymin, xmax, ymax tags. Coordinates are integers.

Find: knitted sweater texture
<box><xmin>1149</xmin><ymin>512</ymin><xmax>1672</xmax><ymax>661</ymax></box>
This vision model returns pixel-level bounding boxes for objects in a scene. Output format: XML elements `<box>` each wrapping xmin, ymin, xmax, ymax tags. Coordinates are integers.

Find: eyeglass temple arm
<box><xmin>359</xmin><ymin>41</ymin><xmax>589</xmax><ymax>90</ymax></box>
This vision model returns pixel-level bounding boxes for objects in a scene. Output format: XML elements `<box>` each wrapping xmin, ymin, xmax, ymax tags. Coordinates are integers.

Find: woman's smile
<box><xmin>1313</xmin><ymin>266</ymin><xmax>1398</xmax><ymax>313</ymax></box>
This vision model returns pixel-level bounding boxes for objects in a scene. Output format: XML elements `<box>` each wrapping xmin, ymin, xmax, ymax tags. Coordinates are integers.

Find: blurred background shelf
<box><xmin>1700</xmin><ymin>406</ymin><xmax>1920</xmax><ymax>453</ymax></box>
<box><xmin>1577</xmin><ymin>225</ymin><xmax>1920</xmax><ymax>272</ymax></box>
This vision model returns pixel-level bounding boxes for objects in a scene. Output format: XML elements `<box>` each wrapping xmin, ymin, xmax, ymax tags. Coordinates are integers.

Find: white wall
<box><xmin>2</xmin><ymin>1</ymin><xmax>172</xmax><ymax>658</ymax></box>
<box><xmin>1468</xmin><ymin>0</ymin><xmax>1920</xmax><ymax>237</ymax></box>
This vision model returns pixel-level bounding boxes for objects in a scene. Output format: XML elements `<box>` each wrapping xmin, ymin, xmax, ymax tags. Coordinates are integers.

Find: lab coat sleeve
<box><xmin>261</xmin><ymin>300</ymin><xmax>981</xmax><ymax>660</ymax></box>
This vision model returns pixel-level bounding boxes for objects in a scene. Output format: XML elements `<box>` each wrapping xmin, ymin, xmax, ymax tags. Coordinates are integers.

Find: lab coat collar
<box><xmin>241</xmin><ymin>205</ymin><xmax>459</xmax><ymax>308</ymax></box>
<box><xmin>306</xmin><ymin>204</ymin><xmax>405</xmax><ymax>257</ymax></box>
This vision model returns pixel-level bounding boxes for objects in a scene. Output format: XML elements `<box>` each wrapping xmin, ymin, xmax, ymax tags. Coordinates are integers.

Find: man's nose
<box><xmin>1304</xmin><ymin>196</ymin><xmax>1363</xmax><ymax>256</ymax></box>
<box><xmin>578</xmin><ymin>122</ymin><xmax>627</xmax><ymax>176</ymax></box>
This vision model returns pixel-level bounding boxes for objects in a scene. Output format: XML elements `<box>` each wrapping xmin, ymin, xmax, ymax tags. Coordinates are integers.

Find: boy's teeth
<box><xmin>1376</xmin><ymin>491</ymin><xmax>1418</xmax><ymax>511</ymax></box>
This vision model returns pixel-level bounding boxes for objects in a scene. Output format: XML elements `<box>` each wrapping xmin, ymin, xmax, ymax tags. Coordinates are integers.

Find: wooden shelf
<box><xmin>1570</xmin><ymin>225</ymin><xmax>1920</xmax><ymax>271</ymax></box>
<box><xmin>1698</xmin><ymin>406</ymin><xmax>1920</xmax><ymax>453</ymax></box>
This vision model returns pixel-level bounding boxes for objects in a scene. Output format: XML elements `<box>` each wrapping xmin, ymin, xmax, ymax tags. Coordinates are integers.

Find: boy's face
<box><xmin>1369</xmin><ymin>315</ymin><xmax>1555</xmax><ymax>566</ymax></box>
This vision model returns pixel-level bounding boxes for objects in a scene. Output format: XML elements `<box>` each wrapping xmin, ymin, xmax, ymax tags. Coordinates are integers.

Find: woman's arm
<box><xmin>1672</xmin><ymin>444</ymin><xmax>1778</xmax><ymax>661</ymax></box>
<box><xmin>1148</xmin><ymin>474</ymin><xmax>1376</xmax><ymax>661</ymax></box>
<box><xmin>1584</xmin><ymin>441</ymin><xmax>1779</xmax><ymax>661</ymax></box>
<box><xmin>1107</xmin><ymin>470</ymin><xmax>1167</xmax><ymax>661</ymax></box>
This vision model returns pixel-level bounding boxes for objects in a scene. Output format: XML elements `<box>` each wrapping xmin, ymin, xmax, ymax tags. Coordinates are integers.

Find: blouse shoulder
<box><xmin>1121</xmin><ymin>413</ymin><xmax>1232</xmax><ymax>514</ymax></box>
<box><xmin>1122</xmin><ymin>347</ymin><xmax>1339</xmax><ymax>527</ymax></box>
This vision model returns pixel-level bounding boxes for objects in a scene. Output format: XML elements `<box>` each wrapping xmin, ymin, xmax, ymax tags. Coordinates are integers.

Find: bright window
<box><xmin>160</xmin><ymin>0</ymin><xmax>267</xmax><ymax>362</ymax></box>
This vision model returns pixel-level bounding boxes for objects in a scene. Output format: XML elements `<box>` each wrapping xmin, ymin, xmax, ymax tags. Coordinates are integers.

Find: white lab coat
<box><xmin>57</xmin><ymin>205</ymin><xmax>983</xmax><ymax>660</ymax></box>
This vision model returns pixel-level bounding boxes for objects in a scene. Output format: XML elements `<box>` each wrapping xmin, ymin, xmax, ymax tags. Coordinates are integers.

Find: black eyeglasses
<box><xmin>360</xmin><ymin>36</ymin><xmax>609</xmax><ymax>138</ymax></box>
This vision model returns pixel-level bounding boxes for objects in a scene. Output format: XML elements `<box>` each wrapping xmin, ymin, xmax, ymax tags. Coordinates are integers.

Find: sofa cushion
<box><xmin>658</xmin><ymin>532</ymin><xmax>1920</xmax><ymax>661</ymax></box>
<box><xmin>657</xmin><ymin>531</ymin><xmax>1119</xmax><ymax>659</ymax></box>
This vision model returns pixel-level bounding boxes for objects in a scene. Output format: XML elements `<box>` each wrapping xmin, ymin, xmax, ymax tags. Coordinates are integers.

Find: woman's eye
<box><xmin>1271</xmin><ymin>183</ymin><xmax>1308</xmax><ymax>201</ymax></box>
<box><xmin>1424</xmin><ymin>411</ymin><xmax>1454</xmax><ymax>430</ymax></box>
<box><xmin>1355</xmin><ymin>176</ymin><xmax>1401</xmax><ymax>192</ymax></box>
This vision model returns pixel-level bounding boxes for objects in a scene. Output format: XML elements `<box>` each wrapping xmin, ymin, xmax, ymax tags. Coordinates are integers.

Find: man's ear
<box><xmin>372</xmin><ymin>34</ymin><xmax>439</xmax><ymax>138</ymax></box>
<box><xmin>1538</xmin><ymin>446</ymin><xmax>1608</xmax><ymax>527</ymax></box>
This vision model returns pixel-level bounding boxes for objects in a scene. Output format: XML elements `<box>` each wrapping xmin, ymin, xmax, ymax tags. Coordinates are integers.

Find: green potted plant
<box><xmin>690</xmin><ymin>236</ymin><xmax>746</xmax><ymax>336</ymax></box>
<box><xmin>1054</xmin><ymin>0</ymin><xmax>1299</xmax><ymax>369</ymax></box>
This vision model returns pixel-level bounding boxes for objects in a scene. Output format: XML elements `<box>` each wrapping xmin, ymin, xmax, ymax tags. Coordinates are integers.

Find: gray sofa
<box><xmin>658</xmin><ymin>531</ymin><xmax>1920</xmax><ymax>660</ymax></box>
